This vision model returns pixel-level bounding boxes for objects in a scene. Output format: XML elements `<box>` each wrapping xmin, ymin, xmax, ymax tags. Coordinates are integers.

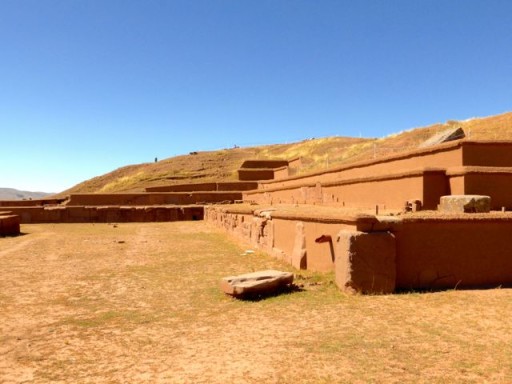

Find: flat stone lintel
<box><xmin>439</xmin><ymin>195</ymin><xmax>491</xmax><ymax>213</ymax></box>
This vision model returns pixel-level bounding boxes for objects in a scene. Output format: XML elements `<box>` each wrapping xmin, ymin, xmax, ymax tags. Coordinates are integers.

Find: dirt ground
<box><xmin>1</xmin><ymin>222</ymin><xmax>512</xmax><ymax>383</ymax></box>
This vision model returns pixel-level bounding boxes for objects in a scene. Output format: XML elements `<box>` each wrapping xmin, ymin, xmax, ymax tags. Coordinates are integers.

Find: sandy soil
<box><xmin>2</xmin><ymin>222</ymin><xmax>512</xmax><ymax>383</ymax></box>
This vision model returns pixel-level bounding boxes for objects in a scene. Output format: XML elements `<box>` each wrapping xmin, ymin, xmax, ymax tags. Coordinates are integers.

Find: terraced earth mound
<box><xmin>55</xmin><ymin>111</ymin><xmax>512</xmax><ymax>196</ymax></box>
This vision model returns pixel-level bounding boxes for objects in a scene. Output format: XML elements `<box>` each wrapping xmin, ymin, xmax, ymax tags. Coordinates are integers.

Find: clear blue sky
<box><xmin>1</xmin><ymin>0</ymin><xmax>511</xmax><ymax>193</ymax></box>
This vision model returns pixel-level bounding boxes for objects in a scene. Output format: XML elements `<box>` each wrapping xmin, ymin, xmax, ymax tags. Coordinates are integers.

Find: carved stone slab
<box><xmin>220</xmin><ymin>270</ymin><xmax>294</xmax><ymax>298</ymax></box>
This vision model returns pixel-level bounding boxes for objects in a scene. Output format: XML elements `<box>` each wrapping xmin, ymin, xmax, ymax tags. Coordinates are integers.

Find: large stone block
<box><xmin>439</xmin><ymin>195</ymin><xmax>491</xmax><ymax>213</ymax></box>
<box><xmin>220</xmin><ymin>270</ymin><xmax>294</xmax><ymax>298</ymax></box>
<box><xmin>419</xmin><ymin>127</ymin><xmax>465</xmax><ymax>148</ymax></box>
<box><xmin>0</xmin><ymin>215</ymin><xmax>21</xmax><ymax>236</ymax></box>
<box><xmin>335</xmin><ymin>230</ymin><xmax>396</xmax><ymax>294</ymax></box>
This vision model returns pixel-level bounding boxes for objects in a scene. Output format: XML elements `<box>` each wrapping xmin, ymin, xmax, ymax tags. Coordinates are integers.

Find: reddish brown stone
<box><xmin>220</xmin><ymin>270</ymin><xmax>294</xmax><ymax>298</ymax></box>
<box><xmin>439</xmin><ymin>195</ymin><xmax>491</xmax><ymax>213</ymax></box>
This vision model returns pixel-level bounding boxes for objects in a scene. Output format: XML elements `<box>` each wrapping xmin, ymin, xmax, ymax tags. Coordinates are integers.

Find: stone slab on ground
<box><xmin>439</xmin><ymin>195</ymin><xmax>491</xmax><ymax>213</ymax></box>
<box><xmin>419</xmin><ymin>127</ymin><xmax>465</xmax><ymax>148</ymax></box>
<box><xmin>335</xmin><ymin>230</ymin><xmax>396</xmax><ymax>294</ymax></box>
<box><xmin>220</xmin><ymin>270</ymin><xmax>294</xmax><ymax>298</ymax></box>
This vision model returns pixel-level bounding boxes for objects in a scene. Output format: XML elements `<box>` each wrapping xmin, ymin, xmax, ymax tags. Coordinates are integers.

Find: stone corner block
<box><xmin>335</xmin><ymin>230</ymin><xmax>396</xmax><ymax>294</ymax></box>
<box><xmin>439</xmin><ymin>195</ymin><xmax>491</xmax><ymax>213</ymax></box>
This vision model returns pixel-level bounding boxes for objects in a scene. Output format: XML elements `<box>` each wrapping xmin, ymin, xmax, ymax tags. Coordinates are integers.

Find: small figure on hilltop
<box><xmin>154</xmin><ymin>157</ymin><xmax>158</xmax><ymax>163</ymax></box>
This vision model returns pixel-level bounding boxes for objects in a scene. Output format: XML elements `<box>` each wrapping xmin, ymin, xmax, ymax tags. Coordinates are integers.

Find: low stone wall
<box><xmin>3</xmin><ymin>205</ymin><xmax>204</xmax><ymax>224</ymax></box>
<box><xmin>0</xmin><ymin>214</ymin><xmax>20</xmax><ymax>236</ymax></box>
<box><xmin>66</xmin><ymin>192</ymin><xmax>242</xmax><ymax>206</ymax></box>
<box><xmin>146</xmin><ymin>183</ymin><xmax>217</xmax><ymax>192</ymax></box>
<box><xmin>206</xmin><ymin>205</ymin><xmax>512</xmax><ymax>293</ymax></box>
<box><xmin>273</xmin><ymin>166</ymin><xmax>290</xmax><ymax>180</ymax></box>
<box><xmin>205</xmin><ymin>205</ymin><xmax>377</xmax><ymax>272</ymax></box>
<box><xmin>240</xmin><ymin>160</ymin><xmax>290</xmax><ymax>169</ymax></box>
<box><xmin>146</xmin><ymin>182</ymin><xmax>258</xmax><ymax>192</ymax></box>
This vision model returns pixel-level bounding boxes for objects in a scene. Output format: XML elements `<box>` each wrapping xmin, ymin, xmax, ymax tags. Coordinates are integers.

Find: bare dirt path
<box><xmin>1</xmin><ymin>222</ymin><xmax>512</xmax><ymax>383</ymax></box>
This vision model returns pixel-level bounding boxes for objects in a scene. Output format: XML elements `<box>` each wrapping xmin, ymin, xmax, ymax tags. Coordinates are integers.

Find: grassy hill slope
<box><xmin>56</xmin><ymin>111</ymin><xmax>512</xmax><ymax>196</ymax></box>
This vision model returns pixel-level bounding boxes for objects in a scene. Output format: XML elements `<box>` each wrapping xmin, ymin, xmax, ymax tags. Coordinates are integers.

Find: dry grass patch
<box><xmin>1</xmin><ymin>222</ymin><xmax>512</xmax><ymax>383</ymax></box>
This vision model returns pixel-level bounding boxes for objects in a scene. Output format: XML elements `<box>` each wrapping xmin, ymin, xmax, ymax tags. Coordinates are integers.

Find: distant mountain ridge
<box><xmin>0</xmin><ymin>188</ymin><xmax>53</xmax><ymax>201</ymax></box>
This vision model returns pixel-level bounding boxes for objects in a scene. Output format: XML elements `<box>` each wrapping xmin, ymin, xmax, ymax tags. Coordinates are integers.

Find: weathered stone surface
<box><xmin>335</xmin><ymin>230</ymin><xmax>396</xmax><ymax>294</ymax></box>
<box><xmin>419</xmin><ymin>127</ymin><xmax>465</xmax><ymax>148</ymax></box>
<box><xmin>220</xmin><ymin>270</ymin><xmax>294</xmax><ymax>298</ymax></box>
<box><xmin>439</xmin><ymin>195</ymin><xmax>491</xmax><ymax>213</ymax></box>
<box><xmin>0</xmin><ymin>214</ymin><xmax>21</xmax><ymax>236</ymax></box>
<box><xmin>291</xmin><ymin>221</ymin><xmax>307</xmax><ymax>269</ymax></box>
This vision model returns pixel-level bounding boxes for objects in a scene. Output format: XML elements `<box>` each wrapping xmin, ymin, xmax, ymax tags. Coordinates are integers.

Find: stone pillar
<box><xmin>291</xmin><ymin>221</ymin><xmax>307</xmax><ymax>269</ymax></box>
<box><xmin>335</xmin><ymin>230</ymin><xmax>396</xmax><ymax>294</ymax></box>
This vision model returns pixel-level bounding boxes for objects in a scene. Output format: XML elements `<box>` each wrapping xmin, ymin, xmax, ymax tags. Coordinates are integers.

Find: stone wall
<box><xmin>206</xmin><ymin>205</ymin><xmax>512</xmax><ymax>293</ymax></box>
<box><xmin>0</xmin><ymin>198</ymin><xmax>65</xmax><ymax>207</ymax></box>
<box><xmin>257</xmin><ymin>140</ymin><xmax>465</xmax><ymax>191</ymax></box>
<box><xmin>394</xmin><ymin>214</ymin><xmax>512</xmax><ymax>290</ymax></box>
<box><xmin>4</xmin><ymin>205</ymin><xmax>203</xmax><ymax>224</ymax></box>
<box><xmin>237</xmin><ymin>169</ymin><xmax>276</xmax><ymax>181</ymax></box>
<box><xmin>66</xmin><ymin>192</ymin><xmax>242</xmax><ymax>206</ymax></box>
<box><xmin>245</xmin><ymin>141</ymin><xmax>512</xmax><ymax>211</ymax></box>
<box><xmin>205</xmin><ymin>205</ymin><xmax>376</xmax><ymax>272</ymax></box>
<box><xmin>447</xmin><ymin>167</ymin><xmax>512</xmax><ymax>209</ymax></box>
<box><xmin>244</xmin><ymin>169</ymin><xmax>448</xmax><ymax>210</ymax></box>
